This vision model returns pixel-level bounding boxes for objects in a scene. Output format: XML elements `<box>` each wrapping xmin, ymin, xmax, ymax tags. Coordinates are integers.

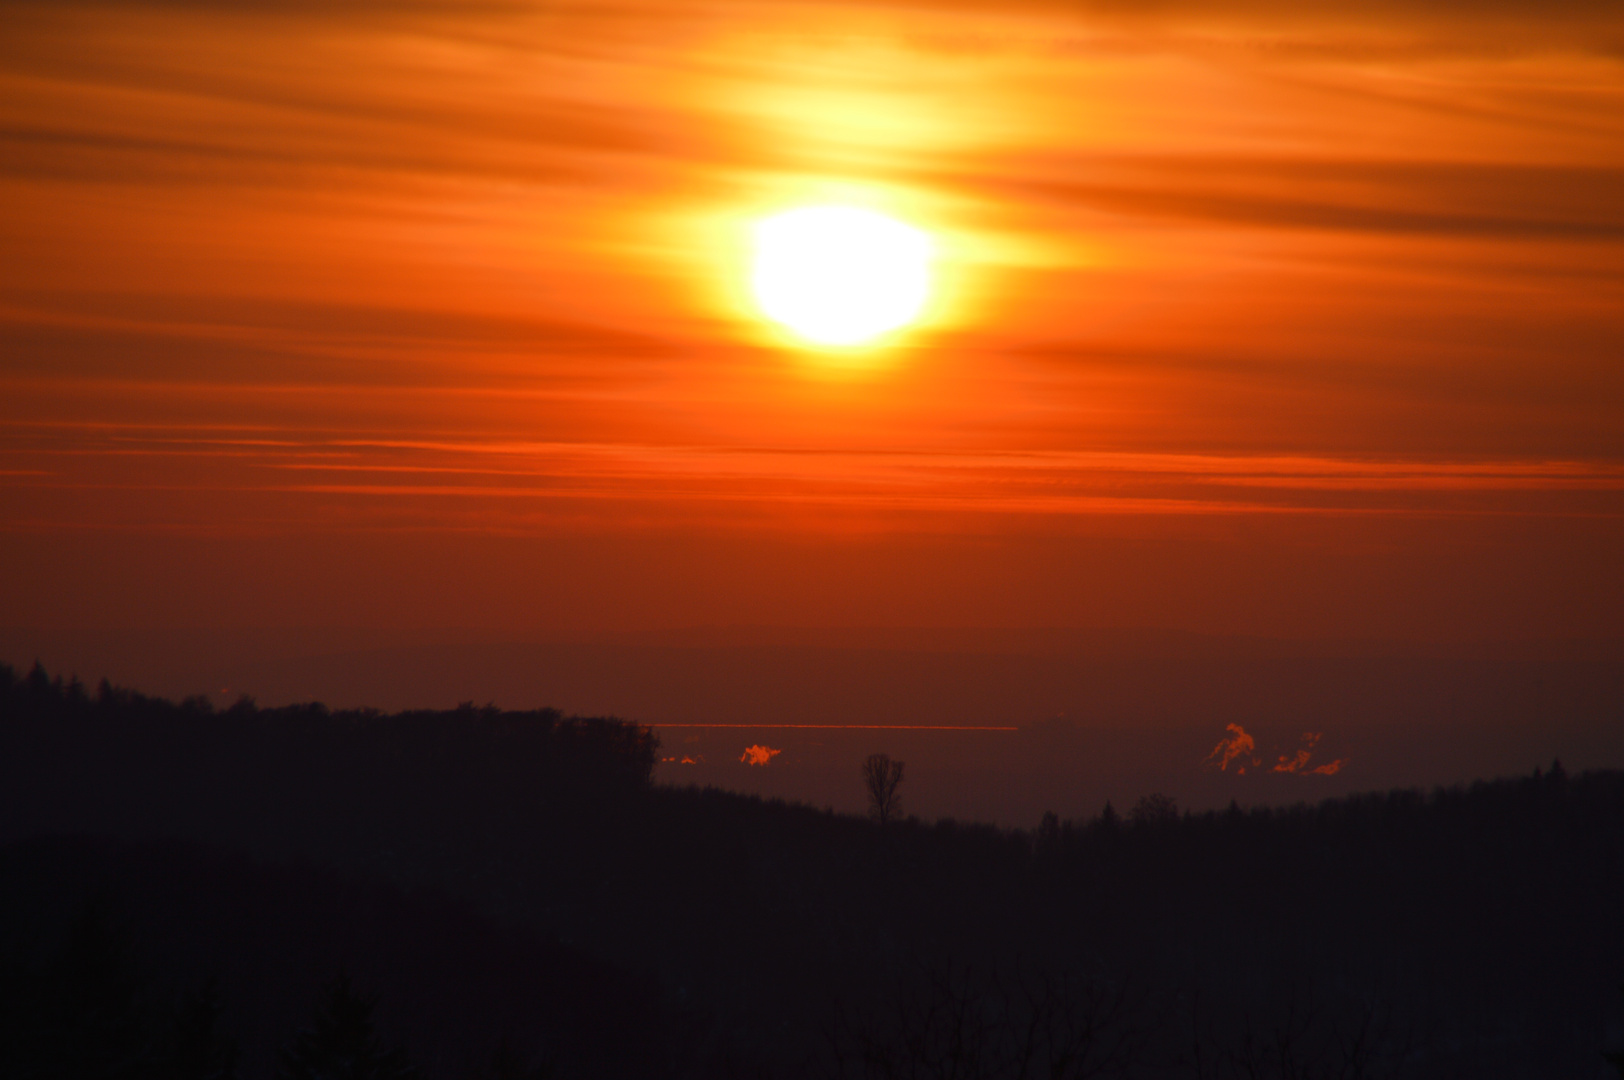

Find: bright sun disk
<box><xmin>750</xmin><ymin>206</ymin><xmax>932</xmax><ymax>348</ymax></box>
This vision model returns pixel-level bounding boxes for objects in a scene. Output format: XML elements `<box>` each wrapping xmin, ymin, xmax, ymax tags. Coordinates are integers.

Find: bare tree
<box><xmin>862</xmin><ymin>753</ymin><xmax>905</xmax><ymax>826</ymax></box>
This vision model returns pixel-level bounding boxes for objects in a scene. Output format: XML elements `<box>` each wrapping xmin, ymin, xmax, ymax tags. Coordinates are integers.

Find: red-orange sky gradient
<box><xmin>4</xmin><ymin>1</ymin><xmax>1623</xmax><ymax>659</ymax></box>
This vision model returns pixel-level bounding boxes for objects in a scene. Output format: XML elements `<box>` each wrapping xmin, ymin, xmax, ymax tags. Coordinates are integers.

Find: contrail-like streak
<box><xmin>651</xmin><ymin>724</ymin><xmax>1017</xmax><ymax>731</ymax></box>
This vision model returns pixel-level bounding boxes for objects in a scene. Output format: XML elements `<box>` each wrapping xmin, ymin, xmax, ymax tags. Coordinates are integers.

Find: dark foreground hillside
<box><xmin>1</xmin><ymin>662</ymin><xmax>1621</xmax><ymax>1078</ymax></box>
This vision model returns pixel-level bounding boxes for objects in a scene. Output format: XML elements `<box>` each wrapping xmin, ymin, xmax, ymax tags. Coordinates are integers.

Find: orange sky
<box><xmin>3</xmin><ymin>0</ymin><xmax>1623</xmax><ymax>643</ymax></box>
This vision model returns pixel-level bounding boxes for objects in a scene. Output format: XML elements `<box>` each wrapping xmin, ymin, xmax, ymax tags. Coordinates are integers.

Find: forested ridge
<box><xmin>2</xmin><ymin>661</ymin><xmax>1621</xmax><ymax>1078</ymax></box>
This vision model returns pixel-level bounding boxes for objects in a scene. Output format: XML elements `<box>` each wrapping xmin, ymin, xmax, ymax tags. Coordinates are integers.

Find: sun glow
<box><xmin>749</xmin><ymin>206</ymin><xmax>933</xmax><ymax>348</ymax></box>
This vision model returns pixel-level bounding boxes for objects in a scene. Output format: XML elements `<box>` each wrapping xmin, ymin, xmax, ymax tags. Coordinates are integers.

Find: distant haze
<box><xmin>6</xmin><ymin>626</ymin><xmax>1617</xmax><ymax>827</ymax></box>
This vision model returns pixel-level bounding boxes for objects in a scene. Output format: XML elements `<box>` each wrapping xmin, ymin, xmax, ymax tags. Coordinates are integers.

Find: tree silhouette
<box><xmin>823</xmin><ymin>960</ymin><xmax>1148</xmax><ymax>1079</ymax></box>
<box><xmin>277</xmin><ymin>974</ymin><xmax>416</xmax><ymax>1080</ymax></box>
<box><xmin>862</xmin><ymin>754</ymin><xmax>905</xmax><ymax>826</ymax></box>
<box><xmin>25</xmin><ymin>898</ymin><xmax>151</xmax><ymax>1080</ymax></box>
<box><xmin>1605</xmin><ymin>985</ymin><xmax>1624</xmax><ymax>1078</ymax></box>
<box><xmin>161</xmin><ymin>977</ymin><xmax>239</xmax><ymax>1080</ymax></box>
<box><xmin>1035</xmin><ymin>811</ymin><xmax>1063</xmax><ymax>861</ymax></box>
<box><xmin>1129</xmin><ymin>793</ymin><xmax>1178</xmax><ymax>827</ymax></box>
<box><xmin>480</xmin><ymin>1038</ymin><xmax>557</xmax><ymax>1080</ymax></box>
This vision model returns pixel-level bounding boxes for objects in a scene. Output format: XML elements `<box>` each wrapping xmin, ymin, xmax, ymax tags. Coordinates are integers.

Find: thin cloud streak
<box><xmin>6</xmin><ymin>422</ymin><xmax>1624</xmax><ymax>531</ymax></box>
<box><xmin>655</xmin><ymin>724</ymin><xmax>1018</xmax><ymax>730</ymax></box>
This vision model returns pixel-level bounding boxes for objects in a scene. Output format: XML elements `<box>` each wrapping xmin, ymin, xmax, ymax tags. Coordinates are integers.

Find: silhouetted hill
<box><xmin>0</xmin><ymin>835</ymin><xmax>664</xmax><ymax>1079</ymax></box>
<box><xmin>8</xmin><ymin>625</ymin><xmax>1621</xmax><ymax>824</ymax></box>
<box><xmin>2</xmin><ymin>662</ymin><xmax>1622</xmax><ymax>1077</ymax></box>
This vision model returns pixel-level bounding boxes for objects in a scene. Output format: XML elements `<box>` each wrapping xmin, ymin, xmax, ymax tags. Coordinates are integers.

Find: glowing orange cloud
<box><xmin>1206</xmin><ymin>724</ymin><xmax>1259</xmax><ymax>773</ymax></box>
<box><xmin>1273</xmin><ymin>732</ymin><xmax>1322</xmax><ymax>773</ymax></box>
<box><xmin>740</xmin><ymin>745</ymin><xmax>782</xmax><ymax>766</ymax></box>
<box><xmin>1269</xmin><ymin>732</ymin><xmax>1348</xmax><ymax>776</ymax></box>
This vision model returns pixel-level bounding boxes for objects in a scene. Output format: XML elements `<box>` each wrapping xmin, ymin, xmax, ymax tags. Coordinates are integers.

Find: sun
<box><xmin>749</xmin><ymin>206</ymin><xmax>933</xmax><ymax>348</ymax></box>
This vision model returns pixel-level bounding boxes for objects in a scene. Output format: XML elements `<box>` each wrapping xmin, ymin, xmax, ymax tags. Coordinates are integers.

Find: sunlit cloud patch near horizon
<box><xmin>1208</xmin><ymin>725</ymin><xmax>1347</xmax><ymax>778</ymax></box>
<box><xmin>1207</xmin><ymin>724</ymin><xmax>1260</xmax><ymax>774</ymax></box>
<box><xmin>740</xmin><ymin>744</ymin><xmax>783</xmax><ymax>765</ymax></box>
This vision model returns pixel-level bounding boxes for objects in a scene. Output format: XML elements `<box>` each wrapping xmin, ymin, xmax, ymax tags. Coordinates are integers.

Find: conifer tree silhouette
<box><xmin>1130</xmin><ymin>792</ymin><xmax>1178</xmax><ymax>826</ymax></box>
<box><xmin>277</xmin><ymin>974</ymin><xmax>417</xmax><ymax>1080</ymax></box>
<box><xmin>1035</xmin><ymin>810</ymin><xmax>1062</xmax><ymax>859</ymax></box>
<box><xmin>162</xmin><ymin>977</ymin><xmax>238</xmax><ymax>1080</ymax></box>
<box><xmin>37</xmin><ymin>898</ymin><xmax>151</xmax><ymax>1080</ymax></box>
<box><xmin>1605</xmin><ymin>985</ymin><xmax>1624</xmax><ymax>1078</ymax></box>
<box><xmin>484</xmin><ymin>1038</ymin><xmax>556</xmax><ymax>1080</ymax></box>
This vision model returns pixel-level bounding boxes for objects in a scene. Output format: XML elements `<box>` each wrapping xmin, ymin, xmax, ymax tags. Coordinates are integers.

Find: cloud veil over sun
<box><xmin>1</xmin><ymin>0</ymin><xmax>1622</xmax><ymax>642</ymax></box>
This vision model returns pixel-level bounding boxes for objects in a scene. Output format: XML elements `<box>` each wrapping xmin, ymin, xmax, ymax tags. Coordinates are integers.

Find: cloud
<box><xmin>13</xmin><ymin>389</ymin><xmax>1621</xmax><ymax>540</ymax></box>
<box><xmin>0</xmin><ymin>0</ymin><xmax>516</xmax><ymax>15</ymax></box>
<box><xmin>1208</xmin><ymin>727</ymin><xmax>1349</xmax><ymax>777</ymax></box>
<box><xmin>994</xmin><ymin>160</ymin><xmax>1624</xmax><ymax>242</ymax></box>
<box><xmin>10</xmin><ymin>0</ymin><xmax>1620</xmax><ymax>34</ymax></box>
<box><xmin>891</xmin><ymin>0</ymin><xmax>1624</xmax><ymax>54</ymax></box>
<box><xmin>740</xmin><ymin>745</ymin><xmax>782</xmax><ymax>766</ymax></box>
<box><xmin>1206</xmin><ymin>723</ymin><xmax>1259</xmax><ymax>773</ymax></box>
<box><xmin>1272</xmin><ymin>732</ymin><xmax>1321</xmax><ymax>773</ymax></box>
<box><xmin>1270</xmin><ymin>732</ymin><xmax>1350</xmax><ymax>776</ymax></box>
